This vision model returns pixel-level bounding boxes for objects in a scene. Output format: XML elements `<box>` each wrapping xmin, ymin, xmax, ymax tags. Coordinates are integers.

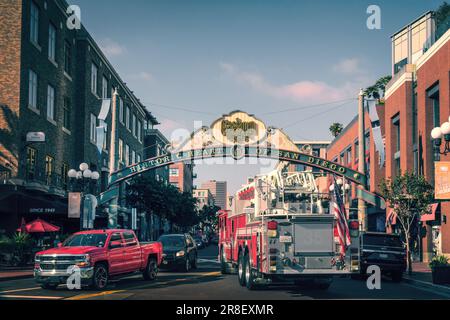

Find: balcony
<box><xmin>0</xmin><ymin>165</ymin><xmax>68</xmax><ymax>196</ymax></box>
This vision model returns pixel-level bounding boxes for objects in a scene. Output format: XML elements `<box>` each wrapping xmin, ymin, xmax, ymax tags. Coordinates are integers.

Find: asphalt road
<box><xmin>0</xmin><ymin>245</ymin><xmax>448</xmax><ymax>300</ymax></box>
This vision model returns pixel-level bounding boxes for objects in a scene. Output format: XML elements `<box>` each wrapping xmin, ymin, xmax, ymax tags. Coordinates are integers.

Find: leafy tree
<box><xmin>126</xmin><ymin>175</ymin><xmax>199</xmax><ymax>233</ymax></box>
<box><xmin>198</xmin><ymin>205</ymin><xmax>221</xmax><ymax>232</ymax></box>
<box><xmin>329</xmin><ymin>122</ymin><xmax>344</xmax><ymax>138</ymax></box>
<box><xmin>435</xmin><ymin>2</ymin><xmax>450</xmax><ymax>38</ymax></box>
<box><xmin>380</xmin><ymin>172</ymin><xmax>434</xmax><ymax>274</ymax></box>
<box><xmin>364</xmin><ymin>75</ymin><xmax>392</xmax><ymax>100</ymax></box>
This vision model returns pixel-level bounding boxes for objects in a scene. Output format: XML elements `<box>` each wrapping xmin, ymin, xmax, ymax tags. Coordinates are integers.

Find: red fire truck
<box><xmin>218</xmin><ymin>170</ymin><xmax>360</xmax><ymax>290</ymax></box>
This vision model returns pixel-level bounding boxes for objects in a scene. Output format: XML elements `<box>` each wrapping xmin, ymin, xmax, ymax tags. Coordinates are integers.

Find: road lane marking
<box><xmin>65</xmin><ymin>290</ymin><xmax>125</xmax><ymax>300</ymax></box>
<box><xmin>0</xmin><ymin>287</ymin><xmax>41</xmax><ymax>294</ymax></box>
<box><xmin>198</xmin><ymin>259</ymin><xmax>219</xmax><ymax>264</ymax></box>
<box><xmin>0</xmin><ymin>295</ymin><xmax>62</xmax><ymax>300</ymax></box>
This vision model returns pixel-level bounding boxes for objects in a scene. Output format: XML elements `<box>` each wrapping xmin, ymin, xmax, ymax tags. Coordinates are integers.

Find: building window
<box><xmin>30</xmin><ymin>1</ymin><xmax>39</xmax><ymax>44</ymax></box>
<box><xmin>45</xmin><ymin>155</ymin><xmax>54</xmax><ymax>185</ymax></box>
<box><xmin>131</xmin><ymin>150</ymin><xmax>136</xmax><ymax>164</ymax></box>
<box><xmin>48</xmin><ymin>23</ymin><xmax>56</xmax><ymax>61</ymax></box>
<box><xmin>26</xmin><ymin>147</ymin><xmax>37</xmax><ymax>180</ymax></box>
<box><xmin>170</xmin><ymin>168</ymin><xmax>179</xmax><ymax>177</ymax></box>
<box><xmin>125</xmin><ymin>145</ymin><xmax>130</xmax><ymax>166</ymax></box>
<box><xmin>137</xmin><ymin>154</ymin><xmax>141</xmax><ymax>163</ymax></box>
<box><xmin>132</xmin><ymin>114</ymin><xmax>136</xmax><ymax>137</ymax></box>
<box><xmin>46</xmin><ymin>85</ymin><xmax>55</xmax><ymax>121</ymax></box>
<box><xmin>126</xmin><ymin>106</ymin><xmax>130</xmax><ymax>130</ymax></box>
<box><xmin>102</xmin><ymin>76</ymin><xmax>108</xmax><ymax>99</ymax></box>
<box><xmin>137</xmin><ymin>120</ymin><xmax>142</xmax><ymax>142</ymax></box>
<box><xmin>64</xmin><ymin>40</ymin><xmax>72</xmax><ymax>75</ymax></box>
<box><xmin>63</xmin><ymin>97</ymin><xmax>71</xmax><ymax>130</ymax></box>
<box><xmin>428</xmin><ymin>84</ymin><xmax>440</xmax><ymax>128</ymax></box>
<box><xmin>28</xmin><ymin>70</ymin><xmax>38</xmax><ymax>109</ymax></box>
<box><xmin>118</xmin><ymin>139</ymin><xmax>123</xmax><ymax>163</ymax></box>
<box><xmin>340</xmin><ymin>153</ymin><xmax>345</xmax><ymax>165</ymax></box>
<box><xmin>90</xmin><ymin>113</ymin><xmax>97</xmax><ymax>143</ymax></box>
<box><xmin>119</xmin><ymin>98</ymin><xmax>124</xmax><ymax>124</ymax></box>
<box><xmin>61</xmin><ymin>163</ymin><xmax>69</xmax><ymax>189</ymax></box>
<box><xmin>393</xmin><ymin>114</ymin><xmax>401</xmax><ymax>176</ymax></box>
<box><xmin>346</xmin><ymin>147</ymin><xmax>352</xmax><ymax>164</ymax></box>
<box><xmin>91</xmin><ymin>63</ymin><xmax>98</xmax><ymax>95</ymax></box>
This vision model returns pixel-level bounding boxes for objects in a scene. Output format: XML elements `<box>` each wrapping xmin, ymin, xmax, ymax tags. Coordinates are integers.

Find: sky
<box><xmin>69</xmin><ymin>0</ymin><xmax>443</xmax><ymax>193</ymax></box>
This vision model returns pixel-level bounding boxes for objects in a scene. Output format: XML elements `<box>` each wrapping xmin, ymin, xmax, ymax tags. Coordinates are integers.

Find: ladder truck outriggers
<box><xmin>218</xmin><ymin>169</ymin><xmax>360</xmax><ymax>290</ymax></box>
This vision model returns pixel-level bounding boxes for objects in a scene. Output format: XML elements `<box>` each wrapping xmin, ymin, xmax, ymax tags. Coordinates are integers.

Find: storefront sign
<box><xmin>68</xmin><ymin>192</ymin><xmax>81</xmax><ymax>218</ymax></box>
<box><xmin>26</xmin><ymin>132</ymin><xmax>45</xmax><ymax>143</ymax></box>
<box><xmin>29</xmin><ymin>208</ymin><xmax>56</xmax><ymax>214</ymax></box>
<box><xmin>435</xmin><ymin>161</ymin><xmax>450</xmax><ymax>199</ymax></box>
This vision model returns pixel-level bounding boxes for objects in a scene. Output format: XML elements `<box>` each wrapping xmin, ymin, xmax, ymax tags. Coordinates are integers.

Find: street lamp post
<box><xmin>431</xmin><ymin>119</ymin><xmax>450</xmax><ymax>160</ymax></box>
<box><xmin>68</xmin><ymin>163</ymin><xmax>100</xmax><ymax>230</ymax></box>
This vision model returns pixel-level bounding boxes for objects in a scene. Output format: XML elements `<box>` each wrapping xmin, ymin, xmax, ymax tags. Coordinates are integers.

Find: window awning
<box><xmin>421</xmin><ymin>203</ymin><xmax>439</xmax><ymax>222</ymax></box>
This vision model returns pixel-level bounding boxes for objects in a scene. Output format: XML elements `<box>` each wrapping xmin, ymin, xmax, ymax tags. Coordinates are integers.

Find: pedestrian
<box><xmin>53</xmin><ymin>234</ymin><xmax>60</xmax><ymax>247</ymax></box>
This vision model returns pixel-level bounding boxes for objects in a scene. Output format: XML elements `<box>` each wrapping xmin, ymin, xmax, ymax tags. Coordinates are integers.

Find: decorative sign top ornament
<box><xmin>109</xmin><ymin>110</ymin><xmax>367</xmax><ymax>188</ymax></box>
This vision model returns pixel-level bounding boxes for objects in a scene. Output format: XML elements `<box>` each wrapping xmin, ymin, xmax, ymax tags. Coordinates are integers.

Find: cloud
<box><xmin>98</xmin><ymin>38</ymin><xmax>127</xmax><ymax>57</ymax></box>
<box><xmin>219</xmin><ymin>62</ymin><xmax>355</xmax><ymax>103</ymax></box>
<box><xmin>332</xmin><ymin>58</ymin><xmax>362</xmax><ymax>75</ymax></box>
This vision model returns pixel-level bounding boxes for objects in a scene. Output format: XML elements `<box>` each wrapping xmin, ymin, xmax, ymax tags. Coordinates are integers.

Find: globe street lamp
<box><xmin>431</xmin><ymin>117</ymin><xmax>450</xmax><ymax>159</ymax></box>
<box><xmin>68</xmin><ymin>163</ymin><xmax>100</xmax><ymax>230</ymax></box>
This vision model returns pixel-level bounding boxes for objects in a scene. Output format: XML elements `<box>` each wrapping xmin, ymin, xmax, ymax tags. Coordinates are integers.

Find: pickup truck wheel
<box><xmin>41</xmin><ymin>283</ymin><xmax>58</xmax><ymax>290</ymax></box>
<box><xmin>143</xmin><ymin>258</ymin><xmax>158</xmax><ymax>281</ymax></box>
<box><xmin>91</xmin><ymin>264</ymin><xmax>108</xmax><ymax>290</ymax></box>
<box><xmin>237</xmin><ymin>252</ymin><xmax>246</xmax><ymax>287</ymax></box>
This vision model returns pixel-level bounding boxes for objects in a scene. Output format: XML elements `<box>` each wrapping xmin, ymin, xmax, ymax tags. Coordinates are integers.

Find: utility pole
<box><xmin>358</xmin><ymin>89</ymin><xmax>367</xmax><ymax>231</ymax></box>
<box><xmin>108</xmin><ymin>88</ymin><xmax>119</xmax><ymax>229</ymax></box>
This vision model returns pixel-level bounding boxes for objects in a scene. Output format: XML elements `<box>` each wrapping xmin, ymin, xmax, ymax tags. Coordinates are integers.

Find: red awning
<box><xmin>17</xmin><ymin>218</ymin><xmax>60</xmax><ymax>233</ymax></box>
<box><xmin>421</xmin><ymin>203</ymin><xmax>439</xmax><ymax>222</ymax></box>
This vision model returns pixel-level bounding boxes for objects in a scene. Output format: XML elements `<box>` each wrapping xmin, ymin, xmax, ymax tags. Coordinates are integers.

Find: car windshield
<box><xmin>159</xmin><ymin>236</ymin><xmax>185</xmax><ymax>248</ymax></box>
<box><xmin>63</xmin><ymin>233</ymin><xmax>107</xmax><ymax>247</ymax></box>
<box><xmin>363</xmin><ymin>234</ymin><xmax>403</xmax><ymax>248</ymax></box>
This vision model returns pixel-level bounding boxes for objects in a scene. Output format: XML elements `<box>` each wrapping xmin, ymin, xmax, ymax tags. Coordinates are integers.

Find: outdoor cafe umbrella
<box><xmin>16</xmin><ymin>218</ymin><xmax>60</xmax><ymax>233</ymax></box>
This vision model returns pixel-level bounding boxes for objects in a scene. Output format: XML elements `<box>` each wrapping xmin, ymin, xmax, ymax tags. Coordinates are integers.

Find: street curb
<box><xmin>403</xmin><ymin>276</ymin><xmax>450</xmax><ymax>296</ymax></box>
<box><xmin>0</xmin><ymin>273</ymin><xmax>34</xmax><ymax>282</ymax></box>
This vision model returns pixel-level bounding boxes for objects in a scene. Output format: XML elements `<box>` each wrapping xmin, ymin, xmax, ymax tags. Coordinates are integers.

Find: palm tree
<box><xmin>329</xmin><ymin>123</ymin><xmax>344</xmax><ymax>138</ymax></box>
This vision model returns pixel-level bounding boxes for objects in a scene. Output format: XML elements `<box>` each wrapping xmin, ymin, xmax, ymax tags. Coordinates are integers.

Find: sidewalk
<box><xmin>403</xmin><ymin>262</ymin><xmax>450</xmax><ymax>296</ymax></box>
<box><xmin>0</xmin><ymin>267</ymin><xmax>34</xmax><ymax>282</ymax></box>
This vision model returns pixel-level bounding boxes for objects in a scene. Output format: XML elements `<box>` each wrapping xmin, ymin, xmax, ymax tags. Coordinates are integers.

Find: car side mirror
<box><xmin>109</xmin><ymin>241</ymin><xmax>123</xmax><ymax>249</ymax></box>
<box><xmin>57</xmin><ymin>242</ymin><xmax>63</xmax><ymax>248</ymax></box>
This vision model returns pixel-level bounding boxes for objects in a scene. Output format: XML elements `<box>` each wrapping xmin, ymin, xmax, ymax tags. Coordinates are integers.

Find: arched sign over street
<box><xmin>108</xmin><ymin>111</ymin><xmax>366</xmax><ymax>188</ymax></box>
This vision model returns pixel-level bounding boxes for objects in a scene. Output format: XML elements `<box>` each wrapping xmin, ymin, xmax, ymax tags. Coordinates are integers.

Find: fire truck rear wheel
<box><xmin>244</xmin><ymin>253</ymin><xmax>257</xmax><ymax>290</ymax></box>
<box><xmin>238</xmin><ymin>252</ymin><xmax>246</xmax><ymax>286</ymax></box>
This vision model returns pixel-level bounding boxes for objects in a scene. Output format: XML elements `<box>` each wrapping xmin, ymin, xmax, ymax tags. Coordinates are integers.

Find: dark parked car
<box><xmin>210</xmin><ymin>235</ymin><xmax>219</xmax><ymax>245</ymax></box>
<box><xmin>158</xmin><ymin>234</ymin><xmax>198</xmax><ymax>272</ymax></box>
<box><xmin>356</xmin><ymin>232</ymin><xmax>406</xmax><ymax>282</ymax></box>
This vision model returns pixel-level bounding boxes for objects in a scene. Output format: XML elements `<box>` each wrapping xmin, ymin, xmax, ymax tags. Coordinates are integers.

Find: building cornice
<box><xmin>385</xmin><ymin>70</ymin><xmax>414</xmax><ymax>100</ymax></box>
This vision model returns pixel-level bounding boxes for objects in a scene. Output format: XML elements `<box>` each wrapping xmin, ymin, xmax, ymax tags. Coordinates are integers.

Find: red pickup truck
<box><xmin>34</xmin><ymin>229</ymin><xmax>163</xmax><ymax>290</ymax></box>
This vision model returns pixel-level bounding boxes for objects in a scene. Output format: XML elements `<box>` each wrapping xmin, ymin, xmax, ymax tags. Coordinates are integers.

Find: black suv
<box><xmin>357</xmin><ymin>232</ymin><xmax>407</xmax><ymax>282</ymax></box>
<box><xmin>158</xmin><ymin>234</ymin><xmax>198</xmax><ymax>272</ymax></box>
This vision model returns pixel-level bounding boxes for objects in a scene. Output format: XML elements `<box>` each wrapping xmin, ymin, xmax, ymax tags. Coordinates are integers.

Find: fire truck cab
<box><xmin>218</xmin><ymin>169</ymin><xmax>360</xmax><ymax>290</ymax></box>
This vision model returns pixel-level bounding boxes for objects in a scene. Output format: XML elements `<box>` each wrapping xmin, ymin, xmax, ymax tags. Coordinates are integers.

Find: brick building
<box><xmin>169</xmin><ymin>162</ymin><xmax>194</xmax><ymax>193</ymax></box>
<box><xmin>143</xmin><ymin>111</ymin><xmax>169</xmax><ymax>184</ymax></box>
<box><xmin>385</xmin><ymin>13</ymin><xmax>450</xmax><ymax>261</ymax></box>
<box><xmin>0</xmin><ymin>0</ymin><xmax>157</xmax><ymax>236</ymax></box>
<box><xmin>328</xmin><ymin>10</ymin><xmax>449</xmax><ymax>261</ymax></box>
<box><xmin>326</xmin><ymin>106</ymin><xmax>386</xmax><ymax>232</ymax></box>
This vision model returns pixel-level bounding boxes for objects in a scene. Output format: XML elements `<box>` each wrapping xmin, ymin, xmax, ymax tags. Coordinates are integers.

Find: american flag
<box><xmin>331</xmin><ymin>177</ymin><xmax>351</xmax><ymax>256</ymax></box>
